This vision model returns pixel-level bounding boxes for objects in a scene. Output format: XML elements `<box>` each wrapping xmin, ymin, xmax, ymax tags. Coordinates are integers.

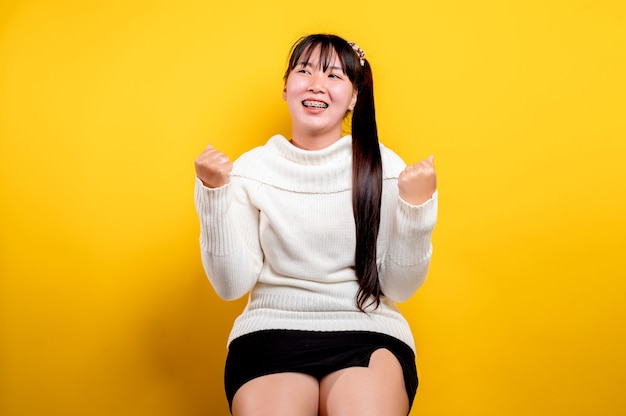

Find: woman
<box><xmin>194</xmin><ymin>33</ymin><xmax>437</xmax><ymax>416</ymax></box>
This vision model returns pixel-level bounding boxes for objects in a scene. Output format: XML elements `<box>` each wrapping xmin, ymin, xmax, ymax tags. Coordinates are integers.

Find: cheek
<box><xmin>283</xmin><ymin>85</ymin><xmax>296</xmax><ymax>103</ymax></box>
<box><xmin>333</xmin><ymin>86</ymin><xmax>356</xmax><ymax>106</ymax></box>
<box><xmin>285</xmin><ymin>82</ymin><xmax>305</xmax><ymax>101</ymax></box>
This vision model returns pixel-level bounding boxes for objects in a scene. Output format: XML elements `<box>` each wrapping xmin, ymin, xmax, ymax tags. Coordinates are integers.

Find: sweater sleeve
<box><xmin>378</xmin><ymin>189</ymin><xmax>438</xmax><ymax>302</ymax></box>
<box><xmin>194</xmin><ymin>177</ymin><xmax>263</xmax><ymax>300</ymax></box>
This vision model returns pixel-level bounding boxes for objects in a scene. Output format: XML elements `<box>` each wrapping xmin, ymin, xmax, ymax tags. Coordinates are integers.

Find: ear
<box><xmin>282</xmin><ymin>83</ymin><xmax>287</xmax><ymax>101</ymax></box>
<box><xmin>348</xmin><ymin>88</ymin><xmax>358</xmax><ymax>111</ymax></box>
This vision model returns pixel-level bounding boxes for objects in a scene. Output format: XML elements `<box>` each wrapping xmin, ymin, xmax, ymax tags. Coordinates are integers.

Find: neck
<box><xmin>290</xmin><ymin>127</ymin><xmax>344</xmax><ymax>150</ymax></box>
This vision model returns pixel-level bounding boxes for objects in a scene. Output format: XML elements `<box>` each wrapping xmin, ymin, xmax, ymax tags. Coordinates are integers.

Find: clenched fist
<box><xmin>398</xmin><ymin>155</ymin><xmax>437</xmax><ymax>206</ymax></box>
<box><xmin>194</xmin><ymin>145</ymin><xmax>233</xmax><ymax>188</ymax></box>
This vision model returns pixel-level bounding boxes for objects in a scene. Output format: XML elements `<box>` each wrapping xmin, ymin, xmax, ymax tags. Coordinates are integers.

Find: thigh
<box><xmin>232</xmin><ymin>372</ymin><xmax>319</xmax><ymax>416</ymax></box>
<box><xmin>319</xmin><ymin>349</ymin><xmax>409</xmax><ymax>416</ymax></box>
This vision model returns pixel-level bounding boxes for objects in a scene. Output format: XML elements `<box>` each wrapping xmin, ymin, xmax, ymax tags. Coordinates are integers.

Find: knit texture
<box><xmin>194</xmin><ymin>135</ymin><xmax>438</xmax><ymax>351</ymax></box>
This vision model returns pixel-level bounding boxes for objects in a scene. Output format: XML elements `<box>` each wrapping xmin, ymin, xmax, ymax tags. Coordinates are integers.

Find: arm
<box><xmin>194</xmin><ymin>145</ymin><xmax>263</xmax><ymax>300</ymax></box>
<box><xmin>378</xmin><ymin>154</ymin><xmax>438</xmax><ymax>301</ymax></box>
<box><xmin>378</xmin><ymin>190</ymin><xmax>438</xmax><ymax>301</ymax></box>
<box><xmin>194</xmin><ymin>178</ymin><xmax>263</xmax><ymax>300</ymax></box>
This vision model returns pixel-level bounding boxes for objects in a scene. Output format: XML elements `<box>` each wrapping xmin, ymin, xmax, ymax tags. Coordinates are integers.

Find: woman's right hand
<box><xmin>194</xmin><ymin>145</ymin><xmax>233</xmax><ymax>188</ymax></box>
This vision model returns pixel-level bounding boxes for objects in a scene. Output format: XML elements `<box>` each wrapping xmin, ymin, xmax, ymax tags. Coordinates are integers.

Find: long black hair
<box><xmin>284</xmin><ymin>34</ymin><xmax>383</xmax><ymax>311</ymax></box>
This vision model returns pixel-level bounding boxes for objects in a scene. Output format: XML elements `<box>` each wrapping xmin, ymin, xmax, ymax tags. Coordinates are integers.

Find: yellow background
<box><xmin>1</xmin><ymin>0</ymin><xmax>625</xmax><ymax>415</ymax></box>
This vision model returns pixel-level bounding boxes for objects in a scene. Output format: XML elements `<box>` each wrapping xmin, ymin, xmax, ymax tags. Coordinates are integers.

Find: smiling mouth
<box><xmin>302</xmin><ymin>100</ymin><xmax>328</xmax><ymax>109</ymax></box>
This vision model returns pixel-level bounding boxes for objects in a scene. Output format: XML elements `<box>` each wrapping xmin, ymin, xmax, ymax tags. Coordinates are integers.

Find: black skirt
<box><xmin>224</xmin><ymin>330</ymin><xmax>418</xmax><ymax>412</ymax></box>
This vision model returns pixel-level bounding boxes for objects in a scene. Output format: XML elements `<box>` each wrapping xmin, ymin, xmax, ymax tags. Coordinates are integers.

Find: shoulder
<box><xmin>380</xmin><ymin>142</ymin><xmax>407</xmax><ymax>179</ymax></box>
<box><xmin>232</xmin><ymin>135</ymin><xmax>286</xmax><ymax>174</ymax></box>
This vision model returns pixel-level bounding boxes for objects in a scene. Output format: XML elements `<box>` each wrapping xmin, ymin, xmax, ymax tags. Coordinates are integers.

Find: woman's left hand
<box><xmin>398</xmin><ymin>156</ymin><xmax>437</xmax><ymax>205</ymax></box>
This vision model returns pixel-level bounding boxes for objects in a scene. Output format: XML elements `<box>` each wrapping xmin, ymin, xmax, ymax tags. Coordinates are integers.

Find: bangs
<box><xmin>284</xmin><ymin>34</ymin><xmax>360</xmax><ymax>82</ymax></box>
<box><xmin>296</xmin><ymin>41</ymin><xmax>345</xmax><ymax>73</ymax></box>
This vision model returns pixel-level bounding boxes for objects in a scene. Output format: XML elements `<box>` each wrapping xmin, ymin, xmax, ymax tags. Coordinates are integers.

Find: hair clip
<box><xmin>348</xmin><ymin>41</ymin><xmax>365</xmax><ymax>67</ymax></box>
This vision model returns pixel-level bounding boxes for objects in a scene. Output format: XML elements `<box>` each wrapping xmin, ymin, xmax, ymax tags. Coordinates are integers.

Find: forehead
<box><xmin>296</xmin><ymin>44</ymin><xmax>344</xmax><ymax>70</ymax></box>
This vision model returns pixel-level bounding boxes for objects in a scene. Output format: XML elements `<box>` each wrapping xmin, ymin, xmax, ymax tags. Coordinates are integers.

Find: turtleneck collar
<box><xmin>270</xmin><ymin>134</ymin><xmax>352</xmax><ymax>166</ymax></box>
<box><xmin>232</xmin><ymin>135</ymin><xmax>353</xmax><ymax>193</ymax></box>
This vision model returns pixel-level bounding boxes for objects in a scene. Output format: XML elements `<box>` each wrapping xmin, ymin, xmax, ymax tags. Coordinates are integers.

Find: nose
<box><xmin>308</xmin><ymin>72</ymin><xmax>326</xmax><ymax>93</ymax></box>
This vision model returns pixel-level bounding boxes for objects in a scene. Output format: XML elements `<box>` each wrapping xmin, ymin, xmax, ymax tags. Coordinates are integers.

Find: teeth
<box><xmin>303</xmin><ymin>100</ymin><xmax>328</xmax><ymax>109</ymax></box>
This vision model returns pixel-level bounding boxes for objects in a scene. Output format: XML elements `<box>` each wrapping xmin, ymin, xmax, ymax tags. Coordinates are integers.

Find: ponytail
<box><xmin>351</xmin><ymin>59</ymin><xmax>383</xmax><ymax>311</ymax></box>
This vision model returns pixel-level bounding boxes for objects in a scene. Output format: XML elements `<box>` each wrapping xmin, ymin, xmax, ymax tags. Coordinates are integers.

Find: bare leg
<box><xmin>319</xmin><ymin>348</ymin><xmax>409</xmax><ymax>416</ymax></box>
<box><xmin>232</xmin><ymin>372</ymin><xmax>319</xmax><ymax>416</ymax></box>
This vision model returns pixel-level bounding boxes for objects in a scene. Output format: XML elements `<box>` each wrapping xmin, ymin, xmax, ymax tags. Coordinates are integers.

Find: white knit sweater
<box><xmin>194</xmin><ymin>135</ymin><xmax>438</xmax><ymax>351</ymax></box>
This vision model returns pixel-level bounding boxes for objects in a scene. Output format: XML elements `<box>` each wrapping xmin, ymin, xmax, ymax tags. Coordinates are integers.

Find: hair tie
<box><xmin>348</xmin><ymin>41</ymin><xmax>365</xmax><ymax>66</ymax></box>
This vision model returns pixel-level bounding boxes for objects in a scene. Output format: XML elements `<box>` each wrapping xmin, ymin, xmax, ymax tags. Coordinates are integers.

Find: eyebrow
<box><xmin>299</xmin><ymin>62</ymin><xmax>345</xmax><ymax>72</ymax></box>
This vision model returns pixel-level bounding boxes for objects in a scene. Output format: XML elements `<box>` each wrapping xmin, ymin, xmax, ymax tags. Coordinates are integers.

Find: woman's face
<box><xmin>283</xmin><ymin>46</ymin><xmax>357</xmax><ymax>144</ymax></box>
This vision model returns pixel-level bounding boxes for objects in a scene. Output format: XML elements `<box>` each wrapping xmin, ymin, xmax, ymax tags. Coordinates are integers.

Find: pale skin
<box><xmin>194</xmin><ymin>47</ymin><xmax>436</xmax><ymax>415</ymax></box>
